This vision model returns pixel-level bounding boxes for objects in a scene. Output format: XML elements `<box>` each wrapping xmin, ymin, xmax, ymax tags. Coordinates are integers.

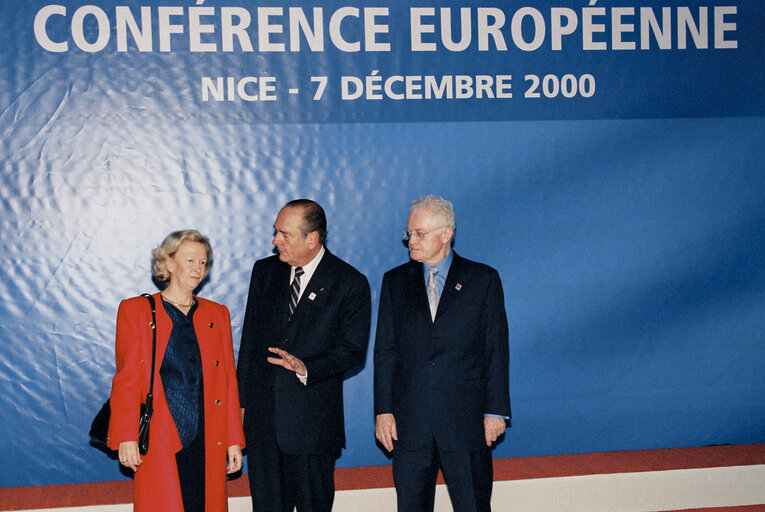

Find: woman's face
<box><xmin>166</xmin><ymin>241</ymin><xmax>208</xmax><ymax>293</ymax></box>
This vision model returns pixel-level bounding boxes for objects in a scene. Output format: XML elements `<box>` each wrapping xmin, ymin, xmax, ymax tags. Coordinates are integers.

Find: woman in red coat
<box><xmin>107</xmin><ymin>230</ymin><xmax>245</xmax><ymax>512</ymax></box>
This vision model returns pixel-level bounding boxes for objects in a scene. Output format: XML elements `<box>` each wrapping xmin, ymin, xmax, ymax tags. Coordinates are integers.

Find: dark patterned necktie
<box><xmin>288</xmin><ymin>267</ymin><xmax>304</xmax><ymax>317</ymax></box>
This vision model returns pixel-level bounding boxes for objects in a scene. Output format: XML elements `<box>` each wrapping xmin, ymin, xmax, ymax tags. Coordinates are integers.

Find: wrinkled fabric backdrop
<box><xmin>1</xmin><ymin>0</ymin><xmax>763</xmax><ymax>487</ymax></box>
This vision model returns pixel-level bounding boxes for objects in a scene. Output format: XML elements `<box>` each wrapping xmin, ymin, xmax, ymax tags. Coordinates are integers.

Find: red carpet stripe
<box><xmin>666</xmin><ymin>508</ymin><xmax>765</xmax><ymax>512</ymax></box>
<box><xmin>1</xmin><ymin>444</ymin><xmax>763</xmax><ymax>510</ymax></box>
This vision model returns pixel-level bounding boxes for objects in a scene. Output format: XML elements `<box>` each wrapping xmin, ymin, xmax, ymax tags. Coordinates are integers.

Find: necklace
<box><xmin>161</xmin><ymin>294</ymin><xmax>195</xmax><ymax>309</ymax></box>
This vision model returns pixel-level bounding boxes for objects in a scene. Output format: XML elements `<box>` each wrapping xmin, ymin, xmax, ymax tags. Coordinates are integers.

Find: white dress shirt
<box><xmin>290</xmin><ymin>245</ymin><xmax>325</xmax><ymax>303</ymax></box>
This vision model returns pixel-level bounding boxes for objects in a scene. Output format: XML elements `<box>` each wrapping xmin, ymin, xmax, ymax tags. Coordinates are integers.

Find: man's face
<box><xmin>406</xmin><ymin>208</ymin><xmax>453</xmax><ymax>266</ymax></box>
<box><xmin>272</xmin><ymin>206</ymin><xmax>317</xmax><ymax>267</ymax></box>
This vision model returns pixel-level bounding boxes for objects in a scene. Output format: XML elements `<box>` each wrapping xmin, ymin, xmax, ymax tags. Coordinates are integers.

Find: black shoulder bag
<box><xmin>89</xmin><ymin>293</ymin><xmax>157</xmax><ymax>456</ymax></box>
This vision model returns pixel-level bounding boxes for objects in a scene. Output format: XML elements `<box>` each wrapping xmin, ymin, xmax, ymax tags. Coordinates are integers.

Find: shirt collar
<box><xmin>423</xmin><ymin>250</ymin><xmax>453</xmax><ymax>281</ymax></box>
<box><xmin>291</xmin><ymin>245</ymin><xmax>325</xmax><ymax>283</ymax></box>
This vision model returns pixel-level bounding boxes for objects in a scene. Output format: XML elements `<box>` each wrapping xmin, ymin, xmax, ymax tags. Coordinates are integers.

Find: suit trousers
<box><xmin>247</xmin><ymin>445</ymin><xmax>335</xmax><ymax>512</ymax></box>
<box><xmin>245</xmin><ymin>408</ymin><xmax>337</xmax><ymax>512</ymax></box>
<box><xmin>392</xmin><ymin>434</ymin><xmax>493</xmax><ymax>512</ymax></box>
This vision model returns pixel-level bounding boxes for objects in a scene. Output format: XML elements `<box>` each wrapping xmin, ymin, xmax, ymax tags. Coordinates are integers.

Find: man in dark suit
<box><xmin>237</xmin><ymin>199</ymin><xmax>371</xmax><ymax>512</ymax></box>
<box><xmin>374</xmin><ymin>194</ymin><xmax>510</xmax><ymax>512</ymax></box>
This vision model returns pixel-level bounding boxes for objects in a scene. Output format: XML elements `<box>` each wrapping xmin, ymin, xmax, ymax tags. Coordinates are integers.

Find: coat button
<box><xmin>209</xmin><ymin>322</ymin><xmax>214</xmax><ymax>328</ymax></box>
<box><xmin>215</xmin><ymin>360</ymin><xmax>219</xmax><ymax>366</ymax></box>
<box><xmin>217</xmin><ymin>441</ymin><xmax>222</xmax><ymax>446</ymax></box>
<box><xmin>215</xmin><ymin>399</ymin><xmax>221</xmax><ymax>405</ymax></box>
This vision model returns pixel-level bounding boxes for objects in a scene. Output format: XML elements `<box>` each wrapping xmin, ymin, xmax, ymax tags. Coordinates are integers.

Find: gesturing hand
<box><xmin>267</xmin><ymin>347</ymin><xmax>307</xmax><ymax>376</ymax></box>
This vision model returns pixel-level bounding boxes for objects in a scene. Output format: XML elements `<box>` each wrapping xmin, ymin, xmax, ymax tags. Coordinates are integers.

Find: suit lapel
<box><xmin>404</xmin><ymin>260</ymin><xmax>432</xmax><ymax>323</ymax></box>
<box><xmin>192</xmin><ymin>301</ymin><xmax>213</xmax><ymax>362</ymax></box>
<box><xmin>153</xmin><ymin>293</ymin><xmax>173</xmax><ymax>366</ymax></box>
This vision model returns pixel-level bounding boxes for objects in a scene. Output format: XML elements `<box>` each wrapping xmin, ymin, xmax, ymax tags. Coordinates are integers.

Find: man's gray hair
<box><xmin>409</xmin><ymin>194</ymin><xmax>456</xmax><ymax>229</ymax></box>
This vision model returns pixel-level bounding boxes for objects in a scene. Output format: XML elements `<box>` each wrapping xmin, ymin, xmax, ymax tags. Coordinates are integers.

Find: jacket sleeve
<box><xmin>236</xmin><ymin>262</ymin><xmax>261</xmax><ymax>410</ymax></box>
<box><xmin>219</xmin><ymin>304</ymin><xmax>246</xmax><ymax>448</ymax></box>
<box><xmin>107</xmin><ymin>299</ymin><xmax>148</xmax><ymax>449</ymax></box>
<box><xmin>482</xmin><ymin>268</ymin><xmax>511</xmax><ymax>418</ymax></box>
<box><xmin>373</xmin><ymin>274</ymin><xmax>396</xmax><ymax>416</ymax></box>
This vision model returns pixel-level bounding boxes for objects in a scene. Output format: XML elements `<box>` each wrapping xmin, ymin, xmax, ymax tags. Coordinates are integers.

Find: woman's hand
<box><xmin>118</xmin><ymin>441</ymin><xmax>142</xmax><ymax>471</ymax></box>
<box><xmin>227</xmin><ymin>444</ymin><xmax>243</xmax><ymax>474</ymax></box>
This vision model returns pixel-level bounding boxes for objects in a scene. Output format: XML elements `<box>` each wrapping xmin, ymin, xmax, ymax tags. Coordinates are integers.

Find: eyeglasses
<box><xmin>402</xmin><ymin>226</ymin><xmax>448</xmax><ymax>241</ymax></box>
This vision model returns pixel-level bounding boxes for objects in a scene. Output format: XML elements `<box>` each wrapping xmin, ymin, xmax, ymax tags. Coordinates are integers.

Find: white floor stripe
<box><xmin>16</xmin><ymin>464</ymin><xmax>765</xmax><ymax>512</ymax></box>
<box><xmin>493</xmin><ymin>465</ymin><xmax>765</xmax><ymax>512</ymax></box>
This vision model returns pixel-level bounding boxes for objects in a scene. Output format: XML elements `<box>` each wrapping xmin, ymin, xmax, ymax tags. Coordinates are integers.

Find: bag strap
<box><xmin>140</xmin><ymin>293</ymin><xmax>157</xmax><ymax>412</ymax></box>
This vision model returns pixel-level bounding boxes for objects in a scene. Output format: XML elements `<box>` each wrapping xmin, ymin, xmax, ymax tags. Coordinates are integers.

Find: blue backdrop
<box><xmin>1</xmin><ymin>0</ymin><xmax>763</xmax><ymax>488</ymax></box>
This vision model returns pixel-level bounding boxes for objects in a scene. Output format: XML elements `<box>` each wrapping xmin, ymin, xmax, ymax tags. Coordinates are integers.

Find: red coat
<box><xmin>107</xmin><ymin>293</ymin><xmax>245</xmax><ymax>512</ymax></box>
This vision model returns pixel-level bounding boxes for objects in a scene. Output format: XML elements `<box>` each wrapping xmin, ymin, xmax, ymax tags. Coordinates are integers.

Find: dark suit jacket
<box><xmin>374</xmin><ymin>252</ymin><xmax>510</xmax><ymax>452</ymax></box>
<box><xmin>237</xmin><ymin>250</ymin><xmax>371</xmax><ymax>455</ymax></box>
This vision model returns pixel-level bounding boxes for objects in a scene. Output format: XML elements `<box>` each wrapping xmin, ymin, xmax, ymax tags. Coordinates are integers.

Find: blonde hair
<box><xmin>151</xmin><ymin>230</ymin><xmax>212</xmax><ymax>283</ymax></box>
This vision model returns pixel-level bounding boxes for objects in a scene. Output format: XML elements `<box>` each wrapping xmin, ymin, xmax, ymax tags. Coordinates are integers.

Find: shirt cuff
<box><xmin>297</xmin><ymin>371</ymin><xmax>308</xmax><ymax>386</ymax></box>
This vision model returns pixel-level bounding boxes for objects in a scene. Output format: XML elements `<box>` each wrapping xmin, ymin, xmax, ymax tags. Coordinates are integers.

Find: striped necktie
<box><xmin>288</xmin><ymin>267</ymin><xmax>304</xmax><ymax>317</ymax></box>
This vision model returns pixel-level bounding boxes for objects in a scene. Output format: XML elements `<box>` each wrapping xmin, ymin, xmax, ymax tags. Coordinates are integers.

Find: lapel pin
<box><xmin>455</xmin><ymin>283</ymin><xmax>462</xmax><ymax>291</ymax></box>
<box><xmin>309</xmin><ymin>292</ymin><xmax>317</xmax><ymax>301</ymax></box>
